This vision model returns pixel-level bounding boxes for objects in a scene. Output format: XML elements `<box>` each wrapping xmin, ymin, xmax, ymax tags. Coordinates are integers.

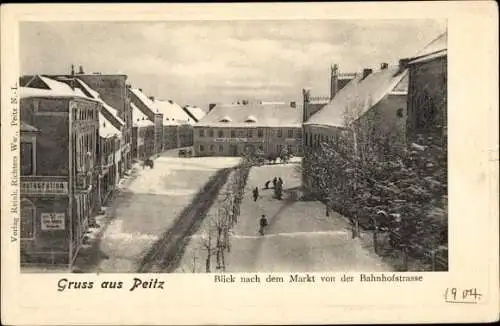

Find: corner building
<box><xmin>193</xmin><ymin>103</ymin><xmax>303</xmax><ymax>157</ymax></box>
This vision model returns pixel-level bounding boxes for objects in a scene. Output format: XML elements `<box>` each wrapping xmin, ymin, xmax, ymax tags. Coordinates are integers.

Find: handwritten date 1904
<box><xmin>444</xmin><ymin>287</ymin><xmax>482</xmax><ymax>304</ymax></box>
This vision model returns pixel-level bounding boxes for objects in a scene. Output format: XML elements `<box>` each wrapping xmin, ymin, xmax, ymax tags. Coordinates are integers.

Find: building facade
<box><xmin>303</xmin><ymin>62</ymin><xmax>409</xmax><ymax>158</ymax></box>
<box><xmin>129</xmin><ymin>89</ymin><xmax>164</xmax><ymax>154</ymax></box>
<box><xmin>20</xmin><ymin>84</ymin><xmax>100</xmax><ymax>267</ymax></box>
<box><xmin>76</xmin><ymin>73</ymin><xmax>132</xmax><ymax>175</ymax></box>
<box><xmin>131</xmin><ymin>102</ymin><xmax>155</xmax><ymax>160</ymax></box>
<box><xmin>154</xmin><ymin>99</ymin><xmax>195</xmax><ymax>149</ymax></box>
<box><xmin>406</xmin><ymin>32</ymin><xmax>447</xmax><ymax>147</ymax></box>
<box><xmin>97</xmin><ymin>112</ymin><xmax>121</xmax><ymax>207</ymax></box>
<box><xmin>193</xmin><ymin>103</ymin><xmax>303</xmax><ymax>157</ymax></box>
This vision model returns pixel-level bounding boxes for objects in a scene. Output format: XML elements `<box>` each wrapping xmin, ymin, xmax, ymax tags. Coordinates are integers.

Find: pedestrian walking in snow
<box><xmin>259</xmin><ymin>214</ymin><xmax>268</xmax><ymax>235</ymax></box>
<box><xmin>264</xmin><ymin>180</ymin><xmax>271</xmax><ymax>189</ymax></box>
<box><xmin>278</xmin><ymin>177</ymin><xmax>283</xmax><ymax>187</ymax></box>
<box><xmin>272</xmin><ymin>177</ymin><xmax>277</xmax><ymax>189</ymax></box>
<box><xmin>252</xmin><ymin>187</ymin><xmax>259</xmax><ymax>201</ymax></box>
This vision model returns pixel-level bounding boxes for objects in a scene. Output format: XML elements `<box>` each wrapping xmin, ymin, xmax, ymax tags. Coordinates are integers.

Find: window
<box><xmin>247</xmin><ymin>129</ymin><xmax>253</xmax><ymax>138</ymax></box>
<box><xmin>257</xmin><ymin>129</ymin><xmax>263</xmax><ymax>137</ymax></box>
<box><xmin>199</xmin><ymin>144</ymin><xmax>204</xmax><ymax>152</ymax></box>
<box><xmin>287</xmin><ymin>129</ymin><xmax>294</xmax><ymax>138</ymax></box>
<box><xmin>218</xmin><ymin>144</ymin><xmax>224</xmax><ymax>152</ymax></box>
<box><xmin>208</xmin><ymin>129</ymin><xmax>214</xmax><ymax>137</ymax></box>
<box><xmin>218</xmin><ymin>130</ymin><xmax>224</xmax><ymax>137</ymax></box>
<box><xmin>21</xmin><ymin>142</ymin><xmax>34</xmax><ymax>175</ymax></box>
<box><xmin>277</xmin><ymin>129</ymin><xmax>283</xmax><ymax>138</ymax></box>
<box><xmin>210</xmin><ymin>144</ymin><xmax>214</xmax><ymax>151</ymax></box>
<box><xmin>297</xmin><ymin>130</ymin><xmax>302</xmax><ymax>139</ymax></box>
<box><xmin>21</xmin><ymin>199</ymin><xmax>35</xmax><ymax>239</ymax></box>
<box><xmin>287</xmin><ymin>144</ymin><xmax>293</xmax><ymax>153</ymax></box>
<box><xmin>199</xmin><ymin>129</ymin><xmax>205</xmax><ymax>137</ymax></box>
<box><xmin>230</xmin><ymin>130</ymin><xmax>236</xmax><ymax>138</ymax></box>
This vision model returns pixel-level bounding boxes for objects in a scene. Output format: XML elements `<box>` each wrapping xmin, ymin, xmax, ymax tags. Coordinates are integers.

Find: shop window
<box><xmin>208</xmin><ymin>129</ymin><xmax>214</xmax><ymax>137</ymax></box>
<box><xmin>21</xmin><ymin>142</ymin><xmax>34</xmax><ymax>175</ymax></box>
<box><xmin>21</xmin><ymin>199</ymin><xmax>35</xmax><ymax>239</ymax></box>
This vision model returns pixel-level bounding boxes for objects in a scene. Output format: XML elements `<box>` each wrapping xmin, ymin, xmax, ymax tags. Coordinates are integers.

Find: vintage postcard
<box><xmin>1</xmin><ymin>2</ymin><xmax>498</xmax><ymax>325</ymax></box>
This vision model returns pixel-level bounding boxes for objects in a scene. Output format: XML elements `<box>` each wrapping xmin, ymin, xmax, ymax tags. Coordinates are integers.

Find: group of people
<box><xmin>264</xmin><ymin>177</ymin><xmax>283</xmax><ymax>190</ymax></box>
<box><xmin>251</xmin><ymin>176</ymin><xmax>285</xmax><ymax>235</ymax></box>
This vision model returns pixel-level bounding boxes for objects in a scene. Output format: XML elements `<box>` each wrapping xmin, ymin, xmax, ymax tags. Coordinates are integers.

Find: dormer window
<box><xmin>244</xmin><ymin>115</ymin><xmax>257</xmax><ymax>123</ymax></box>
<box><xmin>220</xmin><ymin>116</ymin><xmax>232</xmax><ymax>123</ymax></box>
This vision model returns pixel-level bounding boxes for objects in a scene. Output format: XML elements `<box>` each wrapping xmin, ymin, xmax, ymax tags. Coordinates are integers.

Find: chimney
<box><xmin>380</xmin><ymin>62</ymin><xmax>389</xmax><ymax>70</ymax></box>
<box><xmin>362</xmin><ymin>68</ymin><xmax>373</xmax><ymax>80</ymax></box>
<box><xmin>330</xmin><ymin>64</ymin><xmax>339</xmax><ymax>100</ymax></box>
<box><xmin>71</xmin><ymin>64</ymin><xmax>75</xmax><ymax>76</ymax></box>
<box><xmin>149</xmin><ymin>96</ymin><xmax>155</xmax><ymax>101</ymax></box>
<box><xmin>208</xmin><ymin>103</ymin><xmax>216</xmax><ymax>112</ymax></box>
<box><xmin>78</xmin><ymin>65</ymin><xmax>85</xmax><ymax>74</ymax></box>
<box><xmin>290</xmin><ymin>101</ymin><xmax>296</xmax><ymax>108</ymax></box>
<box><xmin>138</xmin><ymin>88</ymin><xmax>142</xmax><ymax>92</ymax></box>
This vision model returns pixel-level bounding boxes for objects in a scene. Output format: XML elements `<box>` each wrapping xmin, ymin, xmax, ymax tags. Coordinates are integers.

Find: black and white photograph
<box><xmin>2</xmin><ymin>3</ymin><xmax>499</xmax><ymax>325</ymax></box>
<box><xmin>17</xmin><ymin>19</ymin><xmax>449</xmax><ymax>274</ymax></box>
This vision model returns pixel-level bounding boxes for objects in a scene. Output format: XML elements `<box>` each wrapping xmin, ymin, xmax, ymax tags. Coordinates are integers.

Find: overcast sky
<box><xmin>20</xmin><ymin>20</ymin><xmax>445</xmax><ymax>110</ymax></box>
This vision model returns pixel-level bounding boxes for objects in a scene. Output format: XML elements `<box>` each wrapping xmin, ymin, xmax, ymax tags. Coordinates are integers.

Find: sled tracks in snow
<box><xmin>136</xmin><ymin>167</ymin><xmax>233</xmax><ymax>273</ymax></box>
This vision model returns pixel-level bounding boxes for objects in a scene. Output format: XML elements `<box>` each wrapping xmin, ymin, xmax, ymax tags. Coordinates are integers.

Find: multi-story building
<box><xmin>303</xmin><ymin>61</ymin><xmax>409</xmax><ymax>158</ymax></box>
<box><xmin>97</xmin><ymin>112</ymin><xmax>121</xmax><ymax>206</ymax></box>
<box><xmin>406</xmin><ymin>31</ymin><xmax>447</xmax><ymax>147</ymax></box>
<box><xmin>75</xmin><ymin>72</ymin><xmax>132</xmax><ymax>175</ymax></box>
<box><xmin>131</xmin><ymin>102</ymin><xmax>155</xmax><ymax>159</ymax></box>
<box><xmin>154</xmin><ymin>99</ymin><xmax>195</xmax><ymax>149</ymax></box>
<box><xmin>19</xmin><ymin>78</ymin><xmax>100</xmax><ymax>267</ymax></box>
<box><xmin>193</xmin><ymin>102</ymin><xmax>303</xmax><ymax>157</ymax></box>
<box><xmin>128</xmin><ymin>88</ymin><xmax>163</xmax><ymax>154</ymax></box>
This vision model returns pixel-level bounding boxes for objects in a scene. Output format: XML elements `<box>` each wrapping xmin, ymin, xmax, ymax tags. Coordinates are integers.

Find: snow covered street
<box><xmin>176</xmin><ymin>162</ymin><xmax>391</xmax><ymax>272</ymax></box>
<box><xmin>73</xmin><ymin>151</ymin><xmax>240</xmax><ymax>272</ymax></box>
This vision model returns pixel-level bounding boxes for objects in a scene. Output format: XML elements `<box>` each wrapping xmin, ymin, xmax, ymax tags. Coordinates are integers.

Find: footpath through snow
<box><xmin>177</xmin><ymin>162</ymin><xmax>391</xmax><ymax>272</ymax></box>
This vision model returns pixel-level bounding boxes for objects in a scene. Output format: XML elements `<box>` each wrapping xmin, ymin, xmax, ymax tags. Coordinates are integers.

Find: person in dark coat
<box><xmin>272</xmin><ymin>177</ymin><xmax>277</xmax><ymax>189</ymax></box>
<box><xmin>259</xmin><ymin>214</ymin><xmax>268</xmax><ymax>235</ymax></box>
<box><xmin>264</xmin><ymin>180</ymin><xmax>271</xmax><ymax>189</ymax></box>
<box><xmin>252</xmin><ymin>187</ymin><xmax>259</xmax><ymax>201</ymax></box>
<box><xmin>278</xmin><ymin>177</ymin><xmax>283</xmax><ymax>186</ymax></box>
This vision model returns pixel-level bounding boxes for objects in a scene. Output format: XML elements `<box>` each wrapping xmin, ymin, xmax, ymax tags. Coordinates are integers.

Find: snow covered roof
<box><xmin>304</xmin><ymin>65</ymin><xmax>408</xmax><ymax>128</ymax></box>
<box><xmin>153</xmin><ymin>99</ymin><xmax>193</xmax><ymax>126</ymax></box>
<box><xmin>197</xmin><ymin>103</ymin><xmax>302</xmax><ymax>128</ymax></box>
<box><xmin>131</xmin><ymin>103</ymin><xmax>154</xmax><ymax>127</ymax></box>
<box><xmin>20</xmin><ymin>76</ymin><xmax>96</xmax><ymax>101</ymax></box>
<box><xmin>183</xmin><ymin>105</ymin><xmax>206</xmax><ymax>122</ymax></box>
<box><xmin>410</xmin><ymin>31</ymin><xmax>447</xmax><ymax>64</ymax></box>
<box><xmin>99</xmin><ymin>112</ymin><xmax>121</xmax><ymax>138</ymax></box>
<box><xmin>130</xmin><ymin>88</ymin><xmax>156</xmax><ymax>115</ymax></box>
